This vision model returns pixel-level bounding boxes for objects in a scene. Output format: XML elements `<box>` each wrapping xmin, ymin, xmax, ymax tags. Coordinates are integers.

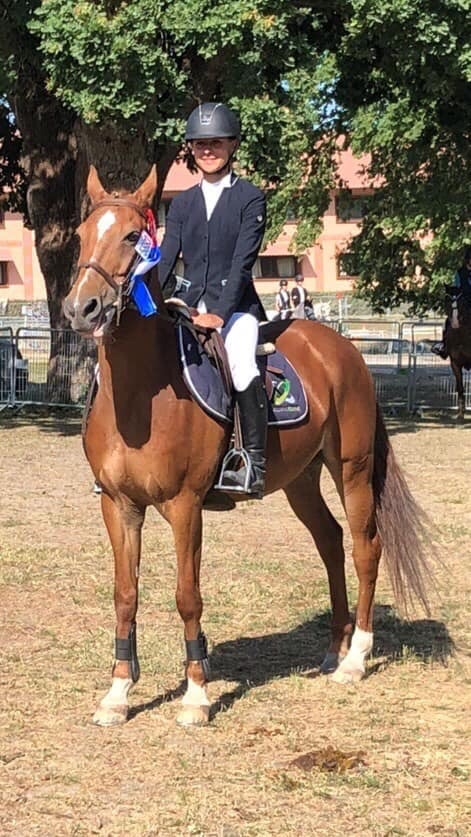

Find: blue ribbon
<box><xmin>129</xmin><ymin>239</ymin><xmax>161</xmax><ymax>317</ymax></box>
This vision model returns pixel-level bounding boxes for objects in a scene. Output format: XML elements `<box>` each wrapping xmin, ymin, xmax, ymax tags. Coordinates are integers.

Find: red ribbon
<box><xmin>146</xmin><ymin>208</ymin><xmax>157</xmax><ymax>244</ymax></box>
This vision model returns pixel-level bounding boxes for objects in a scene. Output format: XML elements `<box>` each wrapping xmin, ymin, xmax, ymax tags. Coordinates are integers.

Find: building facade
<box><xmin>0</xmin><ymin>147</ymin><xmax>371</xmax><ymax>305</ymax></box>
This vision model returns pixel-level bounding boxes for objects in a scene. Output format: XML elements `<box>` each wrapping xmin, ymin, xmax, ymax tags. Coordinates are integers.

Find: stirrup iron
<box><xmin>214</xmin><ymin>447</ymin><xmax>253</xmax><ymax>494</ymax></box>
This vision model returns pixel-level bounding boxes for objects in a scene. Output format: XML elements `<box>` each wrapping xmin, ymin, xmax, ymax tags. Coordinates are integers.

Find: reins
<box><xmin>78</xmin><ymin>195</ymin><xmax>241</xmax><ymax>442</ymax></box>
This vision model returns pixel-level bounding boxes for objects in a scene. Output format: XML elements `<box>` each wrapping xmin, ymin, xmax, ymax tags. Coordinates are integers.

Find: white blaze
<box><xmin>97</xmin><ymin>210</ymin><xmax>116</xmax><ymax>241</ymax></box>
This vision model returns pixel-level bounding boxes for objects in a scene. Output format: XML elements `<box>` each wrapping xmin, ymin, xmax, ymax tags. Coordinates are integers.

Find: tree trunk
<box><xmin>12</xmin><ymin>85</ymin><xmax>179</xmax><ymax>403</ymax></box>
<box><xmin>77</xmin><ymin>120</ymin><xmax>176</xmax><ymax>207</ymax></box>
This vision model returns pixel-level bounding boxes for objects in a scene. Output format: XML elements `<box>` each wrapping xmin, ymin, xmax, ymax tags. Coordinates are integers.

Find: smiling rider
<box><xmin>158</xmin><ymin>103</ymin><xmax>268</xmax><ymax>497</ymax></box>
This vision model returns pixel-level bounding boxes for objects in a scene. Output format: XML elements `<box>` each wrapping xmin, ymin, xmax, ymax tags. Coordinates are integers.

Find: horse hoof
<box><xmin>320</xmin><ymin>652</ymin><xmax>341</xmax><ymax>674</ymax></box>
<box><xmin>176</xmin><ymin>705</ymin><xmax>210</xmax><ymax>727</ymax></box>
<box><xmin>93</xmin><ymin>703</ymin><xmax>128</xmax><ymax>726</ymax></box>
<box><xmin>330</xmin><ymin>665</ymin><xmax>364</xmax><ymax>685</ymax></box>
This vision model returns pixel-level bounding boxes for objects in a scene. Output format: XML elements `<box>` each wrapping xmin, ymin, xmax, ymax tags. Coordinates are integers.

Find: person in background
<box><xmin>275</xmin><ymin>279</ymin><xmax>291</xmax><ymax>319</ymax></box>
<box><xmin>432</xmin><ymin>246</ymin><xmax>471</xmax><ymax>359</ymax></box>
<box><xmin>291</xmin><ymin>274</ymin><xmax>307</xmax><ymax>309</ymax></box>
<box><xmin>291</xmin><ymin>273</ymin><xmax>316</xmax><ymax>319</ymax></box>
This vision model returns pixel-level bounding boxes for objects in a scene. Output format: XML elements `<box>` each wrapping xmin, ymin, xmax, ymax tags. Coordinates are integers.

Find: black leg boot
<box><xmin>222</xmin><ymin>376</ymin><xmax>268</xmax><ymax>498</ymax></box>
<box><xmin>431</xmin><ymin>321</ymin><xmax>449</xmax><ymax>359</ymax></box>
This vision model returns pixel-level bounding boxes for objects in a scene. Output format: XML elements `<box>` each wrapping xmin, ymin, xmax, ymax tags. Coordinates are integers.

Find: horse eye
<box><xmin>124</xmin><ymin>230</ymin><xmax>140</xmax><ymax>245</ymax></box>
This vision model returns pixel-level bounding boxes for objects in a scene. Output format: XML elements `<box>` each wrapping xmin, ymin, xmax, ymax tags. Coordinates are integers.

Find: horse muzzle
<box><xmin>63</xmin><ymin>293</ymin><xmax>116</xmax><ymax>338</ymax></box>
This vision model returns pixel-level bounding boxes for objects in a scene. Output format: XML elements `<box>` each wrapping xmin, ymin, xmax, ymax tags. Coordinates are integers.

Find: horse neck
<box><xmin>98</xmin><ymin>308</ymin><xmax>177</xmax><ymax>399</ymax></box>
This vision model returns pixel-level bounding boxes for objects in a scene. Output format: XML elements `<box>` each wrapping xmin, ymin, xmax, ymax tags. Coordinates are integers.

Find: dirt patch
<box><xmin>0</xmin><ymin>412</ymin><xmax>470</xmax><ymax>835</ymax></box>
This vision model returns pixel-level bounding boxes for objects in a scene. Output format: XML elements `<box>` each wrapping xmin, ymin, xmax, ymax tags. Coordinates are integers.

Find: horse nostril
<box><xmin>82</xmin><ymin>297</ymin><xmax>101</xmax><ymax>320</ymax></box>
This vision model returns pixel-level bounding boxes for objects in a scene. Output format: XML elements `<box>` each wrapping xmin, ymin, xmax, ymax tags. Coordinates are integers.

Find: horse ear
<box><xmin>133</xmin><ymin>165</ymin><xmax>158</xmax><ymax>208</ymax></box>
<box><xmin>87</xmin><ymin>165</ymin><xmax>107</xmax><ymax>204</ymax></box>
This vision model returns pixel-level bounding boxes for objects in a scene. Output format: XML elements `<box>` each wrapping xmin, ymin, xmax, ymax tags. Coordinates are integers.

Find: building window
<box><xmin>253</xmin><ymin>256</ymin><xmax>296</xmax><ymax>279</ymax></box>
<box><xmin>336</xmin><ymin>193</ymin><xmax>369</xmax><ymax>222</ymax></box>
<box><xmin>0</xmin><ymin>262</ymin><xmax>8</xmax><ymax>286</ymax></box>
<box><xmin>337</xmin><ymin>251</ymin><xmax>359</xmax><ymax>280</ymax></box>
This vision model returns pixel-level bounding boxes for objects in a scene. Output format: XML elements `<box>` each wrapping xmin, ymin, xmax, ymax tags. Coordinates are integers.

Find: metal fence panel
<box><xmin>349</xmin><ymin>338</ymin><xmax>412</xmax><ymax>409</ymax></box>
<box><xmin>0</xmin><ymin>328</ymin><xmax>15</xmax><ymax>405</ymax></box>
<box><xmin>0</xmin><ymin>322</ymin><xmax>468</xmax><ymax>415</ymax></box>
<box><xmin>15</xmin><ymin>329</ymin><xmax>96</xmax><ymax>407</ymax></box>
<box><xmin>339</xmin><ymin>319</ymin><xmax>402</xmax><ymax>339</ymax></box>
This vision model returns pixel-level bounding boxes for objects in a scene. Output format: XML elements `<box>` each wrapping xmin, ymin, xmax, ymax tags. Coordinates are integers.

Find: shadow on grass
<box><xmin>129</xmin><ymin>604</ymin><xmax>453</xmax><ymax>722</ymax></box>
<box><xmin>1</xmin><ymin>403</ymin><xmax>469</xmax><ymax>441</ymax></box>
<box><xmin>127</xmin><ymin>682</ymin><xmax>187</xmax><ymax>720</ymax></box>
<box><xmin>0</xmin><ymin>406</ymin><xmax>82</xmax><ymax>437</ymax></box>
<box><xmin>209</xmin><ymin>605</ymin><xmax>453</xmax><ymax>718</ymax></box>
<box><xmin>384</xmin><ymin>411</ymin><xmax>471</xmax><ymax>436</ymax></box>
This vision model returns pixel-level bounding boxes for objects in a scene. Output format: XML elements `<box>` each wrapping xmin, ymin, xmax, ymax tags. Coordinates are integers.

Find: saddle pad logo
<box><xmin>272</xmin><ymin>378</ymin><xmax>293</xmax><ymax>406</ymax></box>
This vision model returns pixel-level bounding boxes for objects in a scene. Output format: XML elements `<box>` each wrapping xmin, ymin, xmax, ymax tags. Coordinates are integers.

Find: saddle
<box><xmin>165</xmin><ymin>299</ymin><xmax>308</xmax><ymax>428</ymax></box>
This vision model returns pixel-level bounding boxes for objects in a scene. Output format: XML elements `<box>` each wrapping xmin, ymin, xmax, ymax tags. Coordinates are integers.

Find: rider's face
<box><xmin>190</xmin><ymin>137</ymin><xmax>238</xmax><ymax>176</ymax></box>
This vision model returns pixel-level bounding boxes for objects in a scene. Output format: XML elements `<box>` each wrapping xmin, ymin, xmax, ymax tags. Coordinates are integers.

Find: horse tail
<box><xmin>373</xmin><ymin>406</ymin><xmax>435</xmax><ymax>615</ymax></box>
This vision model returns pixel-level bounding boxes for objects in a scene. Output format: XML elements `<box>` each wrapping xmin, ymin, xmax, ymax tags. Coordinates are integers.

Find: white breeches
<box><xmin>222</xmin><ymin>312</ymin><xmax>260</xmax><ymax>392</ymax></box>
<box><xmin>197</xmin><ymin>301</ymin><xmax>260</xmax><ymax>392</ymax></box>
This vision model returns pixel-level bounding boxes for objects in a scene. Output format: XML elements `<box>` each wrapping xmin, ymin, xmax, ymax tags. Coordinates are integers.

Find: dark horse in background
<box><xmin>445</xmin><ymin>286</ymin><xmax>471</xmax><ymax>421</ymax></box>
<box><xmin>63</xmin><ymin>165</ymin><xmax>433</xmax><ymax>728</ymax></box>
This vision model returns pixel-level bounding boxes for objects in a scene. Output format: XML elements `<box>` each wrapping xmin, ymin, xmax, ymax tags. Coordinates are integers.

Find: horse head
<box><xmin>63</xmin><ymin>165</ymin><xmax>157</xmax><ymax>338</ymax></box>
<box><xmin>445</xmin><ymin>285</ymin><xmax>471</xmax><ymax>330</ymax></box>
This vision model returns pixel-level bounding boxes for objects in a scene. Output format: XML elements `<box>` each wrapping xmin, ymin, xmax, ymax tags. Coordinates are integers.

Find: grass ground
<box><xmin>0</xmin><ymin>411</ymin><xmax>470</xmax><ymax>836</ymax></box>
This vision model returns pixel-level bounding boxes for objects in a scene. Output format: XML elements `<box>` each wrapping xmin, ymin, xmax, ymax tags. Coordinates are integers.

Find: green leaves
<box><xmin>331</xmin><ymin>0</ymin><xmax>471</xmax><ymax>312</ymax></box>
<box><xmin>1</xmin><ymin>0</ymin><xmax>469</xmax><ymax>314</ymax></box>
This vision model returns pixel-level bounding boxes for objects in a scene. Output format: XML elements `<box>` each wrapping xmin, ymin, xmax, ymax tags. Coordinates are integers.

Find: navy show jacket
<box><xmin>158</xmin><ymin>174</ymin><xmax>267</xmax><ymax>325</ymax></box>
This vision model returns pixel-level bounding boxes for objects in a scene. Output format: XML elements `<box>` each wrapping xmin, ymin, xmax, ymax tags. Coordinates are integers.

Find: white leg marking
<box><xmin>182</xmin><ymin>675</ymin><xmax>210</xmax><ymax>707</ymax></box>
<box><xmin>100</xmin><ymin>676</ymin><xmax>133</xmax><ymax>707</ymax></box>
<box><xmin>331</xmin><ymin>627</ymin><xmax>374</xmax><ymax>684</ymax></box>
<box><xmin>177</xmin><ymin>676</ymin><xmax>211</xmax><ymax>726</ymax></box>
<box><xmin>93</xmin><ymin>675</ymin><xmax>133</xmax><ymax>726</ymax></box>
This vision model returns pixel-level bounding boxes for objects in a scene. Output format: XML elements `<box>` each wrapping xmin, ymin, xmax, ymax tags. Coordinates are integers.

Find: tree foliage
<box><xmin>0</xmin><ymin>0</ymin><xmax>470</xmax><ymax>319</ymax></box>
<box><xmin>29</xmin><ymin>0</ymin><xmax>346</xmax><ymax>239</ymax></box>
<box><xmin>332</xmin><ymin>0</ymin><xmax>471</xmax><ymax>313</ymax></box>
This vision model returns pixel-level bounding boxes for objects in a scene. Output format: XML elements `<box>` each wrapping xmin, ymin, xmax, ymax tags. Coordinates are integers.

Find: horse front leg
<box><xmin>93</xmin><ymin>493</ymin><xmax>145</xmax><ymax>726</ymax></box>
<box><xmin>451</xmin><ymin>360</ymin><xmax>465</xmax><ymax>422</ymax></box>
<box><xmin>164</xmin><ymin>495</ymin><xmax>210</xmax><ymax>726</ymax></box>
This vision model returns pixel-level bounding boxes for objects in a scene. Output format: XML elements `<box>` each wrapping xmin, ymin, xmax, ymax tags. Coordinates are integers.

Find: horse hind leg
<box><xmin>451</xmin><ymin>360</ymin><xmax>465</xmax><ymax>421</ymax></box>
<box><xmin>329</xmin><ymin>455</ymin><xmax>381</xmax><ymax>684</ymax></box>
<box><xmin>283</xmin><ymin>456</ymin><xmax>353</xmax><ymax>674</ymax></box>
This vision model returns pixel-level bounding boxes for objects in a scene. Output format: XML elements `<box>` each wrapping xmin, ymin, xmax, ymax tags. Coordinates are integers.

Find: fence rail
<box><xmin>0</xmin><ymin>324</ymin><xmax>469</xmax><ymax>414</ymax></box>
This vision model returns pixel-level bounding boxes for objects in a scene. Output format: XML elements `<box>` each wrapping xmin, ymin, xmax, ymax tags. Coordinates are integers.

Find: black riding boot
<box><xmin>223</xmin><ymin>376</ymin><xmax>268</xmax><ymax>498</ymax></box>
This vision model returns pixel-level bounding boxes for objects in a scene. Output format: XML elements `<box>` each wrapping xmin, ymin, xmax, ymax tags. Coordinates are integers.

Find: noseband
<box><xmin>76</xmin><ymin>197</ymin><xmax>153</xmax><ymax>323</ymax></box>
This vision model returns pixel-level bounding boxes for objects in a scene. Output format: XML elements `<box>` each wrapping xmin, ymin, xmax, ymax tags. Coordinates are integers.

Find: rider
<box><xmin>432</xmin><ymin>246</ymin><xmax>471</xmax><ymax>358</ymax></box>
<box><xmin>158</xmin><ymin>102</ymin><xmax>268</xmax><ymax>497</ymax></box>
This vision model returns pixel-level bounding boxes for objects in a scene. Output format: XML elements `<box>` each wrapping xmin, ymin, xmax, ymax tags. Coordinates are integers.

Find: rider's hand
<box><xmin>192</xmin><ymin>313</ymin><xmax>224</xmax><ymax>330</ymax></box>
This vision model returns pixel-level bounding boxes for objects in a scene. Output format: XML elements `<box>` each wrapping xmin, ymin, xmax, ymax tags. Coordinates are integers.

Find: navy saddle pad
<box><xmin>177</xmin><ymin>325</ymin><xmax>308</xmax><ymax>426</ymax></box>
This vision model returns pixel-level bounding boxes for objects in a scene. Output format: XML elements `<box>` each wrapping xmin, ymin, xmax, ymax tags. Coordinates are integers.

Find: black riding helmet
<box><xmin>185</xmin><ymin>103</ymin><xmax>241</xmax><ymax>141</ymax></box>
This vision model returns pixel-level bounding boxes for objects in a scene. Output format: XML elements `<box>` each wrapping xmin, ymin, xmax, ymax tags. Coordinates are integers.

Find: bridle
<box><xmin>75</xmin><ymin>197</ymin><xmax>154</xmax><ymax>324</ymax></box>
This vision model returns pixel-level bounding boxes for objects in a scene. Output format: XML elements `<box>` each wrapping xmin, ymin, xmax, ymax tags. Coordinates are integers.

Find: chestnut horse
<box><xmin>63</xmin><ymin>166</ymin><xmax>432</xmax><ymax>727</ymax></box>
<box><xmin>445</xmin><ymin>286</ymin><xmax>471</xmax><ymax>421</ymax></box>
